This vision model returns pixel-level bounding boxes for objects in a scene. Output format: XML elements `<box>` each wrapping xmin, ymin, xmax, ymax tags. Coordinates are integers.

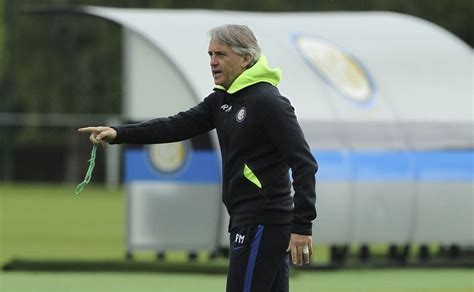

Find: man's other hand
<box><xmin>288</xmin><ymin>233</ymin><xmax>313</xmax><ymax>266</ymax></box>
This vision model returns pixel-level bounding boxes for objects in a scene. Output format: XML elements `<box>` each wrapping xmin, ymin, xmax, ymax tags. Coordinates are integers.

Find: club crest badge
<box><xmin>292</xmin><ymin>34</ymin><xmax>376</xmax><ymax>106</ymax></box>
<box><xmin>236</xmin><ymin>107</ymin><xmax>246</xmax><ymax>123</ymax></box>
<box><xmin>148</xmin><ymin>141</ymin><xmax>189</xmax><ymax>174</ymax></box>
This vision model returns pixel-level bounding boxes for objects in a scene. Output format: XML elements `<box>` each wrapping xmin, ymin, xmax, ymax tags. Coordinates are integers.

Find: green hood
<box><xmin>215</xmin><ymin>54</ymin><xmax>281</xmax><ymax>94</ymax></box>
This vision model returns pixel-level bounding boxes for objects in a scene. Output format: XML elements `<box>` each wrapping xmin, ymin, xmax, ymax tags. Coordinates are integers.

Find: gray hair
<box><xmin>209</xmin><ymin>24</ymin><xmax>261</xmax><ymax>67</ymax></box>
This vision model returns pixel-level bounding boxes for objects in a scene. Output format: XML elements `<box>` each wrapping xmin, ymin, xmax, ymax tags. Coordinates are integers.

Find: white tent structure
<box><xmin>58</xmin><ymin>7</ymin><xmax>473</xmax><ymax>256</ymax></box>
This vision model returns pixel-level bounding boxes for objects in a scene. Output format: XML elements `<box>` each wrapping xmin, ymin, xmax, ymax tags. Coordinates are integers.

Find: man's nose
<box><xmin>210</xmin><ymin>55</ymin><xmax>218</xmax><ymax>66</ymax></box>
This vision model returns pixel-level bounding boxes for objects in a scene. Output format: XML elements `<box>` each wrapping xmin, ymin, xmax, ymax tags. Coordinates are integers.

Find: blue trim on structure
<box><xmin>124</xmin><ymin>149</ymin><xmax>220</xmax><ymax>183</ymax></box>
<box><xmin>314</xmin><ymin>150</ymin><xmax>473</xmax><ymax>182</ymax></box>
<box><xmin>243</xmin><ymin>225</ymin><xmax>265</xmax><ymax>292</ymax></box>
<box><xmin>414</xmin><ymin>150</ymin><xmax>473</xmax><ymax>181</ymax></box>
<box><xmin>124</xmin><ymin>148</ymin><xmax>473</xmax><ymax>183</ymax></box>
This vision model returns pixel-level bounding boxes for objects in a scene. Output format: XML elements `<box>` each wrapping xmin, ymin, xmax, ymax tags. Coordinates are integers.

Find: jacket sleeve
<box><xmin>111</xmin><ymin>95</ymin><xmax>215</xmax><ymax>145</ymax></box>
<box><xmin>261</xmin><ymin>94</ymin><xmax>318</xmax><ymax>235</ymax></box>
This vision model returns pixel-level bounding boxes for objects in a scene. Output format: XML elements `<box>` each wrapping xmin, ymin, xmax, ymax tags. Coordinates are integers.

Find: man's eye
<box><xmin>208</xmin><ymin>51</ymin><xmax>225</xmax><ymax>57</ymax></box>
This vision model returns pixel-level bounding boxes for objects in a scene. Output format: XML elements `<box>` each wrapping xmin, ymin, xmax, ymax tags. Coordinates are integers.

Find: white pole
<box><xmin>106</xmin><ymin>117</ymin><xmax>121</xmax><ymax>188</ymax></box>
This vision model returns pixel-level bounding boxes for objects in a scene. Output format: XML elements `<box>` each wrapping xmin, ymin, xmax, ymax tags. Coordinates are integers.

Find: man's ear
<box><xmin>241</xmin><ymin>53</ymin><xmax>252</xmax><ymax>68</ymax></box>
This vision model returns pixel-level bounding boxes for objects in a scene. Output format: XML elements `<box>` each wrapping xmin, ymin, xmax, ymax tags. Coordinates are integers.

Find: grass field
<box><xmin>1</xmin><ymin>269</ymin><xmax>472</xmax><ymax>292</ymax></box>
<box><xmin>1</xmin><ymin>183</ymin><xmax>473</xmax><ymax>292</ymax></box>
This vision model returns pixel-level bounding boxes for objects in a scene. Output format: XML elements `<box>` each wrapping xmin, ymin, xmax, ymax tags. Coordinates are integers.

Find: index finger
<box><xmin>78</xmin><ymin>127</ymin><xmax>98</xmax><ymax>133</ymax></box>
<box><xmin>290</xmin><ymin>245</ymin><xmax>297</xmax><ymax>265</ymax></box>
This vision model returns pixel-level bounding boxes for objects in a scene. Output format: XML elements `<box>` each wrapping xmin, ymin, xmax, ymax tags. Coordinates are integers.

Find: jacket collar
<box><xmin>214</xmin><ymin>54</ymin><xmax>281</xmax><ymax>94</ymax></box>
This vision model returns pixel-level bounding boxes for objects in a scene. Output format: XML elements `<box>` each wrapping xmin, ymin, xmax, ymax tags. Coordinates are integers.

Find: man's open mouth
<box><xmin>212</xmin><ymin>70</ymin><xmax>222</xmax><ymax>77</ymax></box>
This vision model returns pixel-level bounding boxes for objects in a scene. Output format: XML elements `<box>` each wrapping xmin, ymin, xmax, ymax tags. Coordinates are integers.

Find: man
<box><xmin>79</xmin><ymin>24</ymin><xmax>317</xmax><ymax>292</ymax></box>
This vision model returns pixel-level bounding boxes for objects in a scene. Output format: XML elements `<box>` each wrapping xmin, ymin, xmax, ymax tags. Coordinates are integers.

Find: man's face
<box><xmin>208</xmin><ymin>40</ymin><xmax>250</xmax><ymax>89</ymax></box>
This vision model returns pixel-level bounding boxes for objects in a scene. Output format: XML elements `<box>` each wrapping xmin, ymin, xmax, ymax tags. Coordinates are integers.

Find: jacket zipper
<box><xmin>222</xmin><ymin>92</ymin><xmax>231</xmax><ymax>202</ymax></box>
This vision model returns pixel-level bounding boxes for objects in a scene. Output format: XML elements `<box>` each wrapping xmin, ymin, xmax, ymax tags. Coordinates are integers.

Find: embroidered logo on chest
<box><xmin>236</xmin><ymin>107</ymin><xmax>246</xmax><ymax>123</ymax></box>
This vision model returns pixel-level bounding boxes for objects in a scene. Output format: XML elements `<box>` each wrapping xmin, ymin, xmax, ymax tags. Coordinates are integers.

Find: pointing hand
<box><xmin>78</xmin><ymin>126</ymin><xmax>117</xmax><ymax>146</ymax></box>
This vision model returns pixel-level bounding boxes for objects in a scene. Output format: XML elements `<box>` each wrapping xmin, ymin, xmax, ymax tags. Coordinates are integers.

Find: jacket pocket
<box><xmin>243</xmin><ymin>163</ymin><xmax>263</xmax><ymax>189</ymax></box>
